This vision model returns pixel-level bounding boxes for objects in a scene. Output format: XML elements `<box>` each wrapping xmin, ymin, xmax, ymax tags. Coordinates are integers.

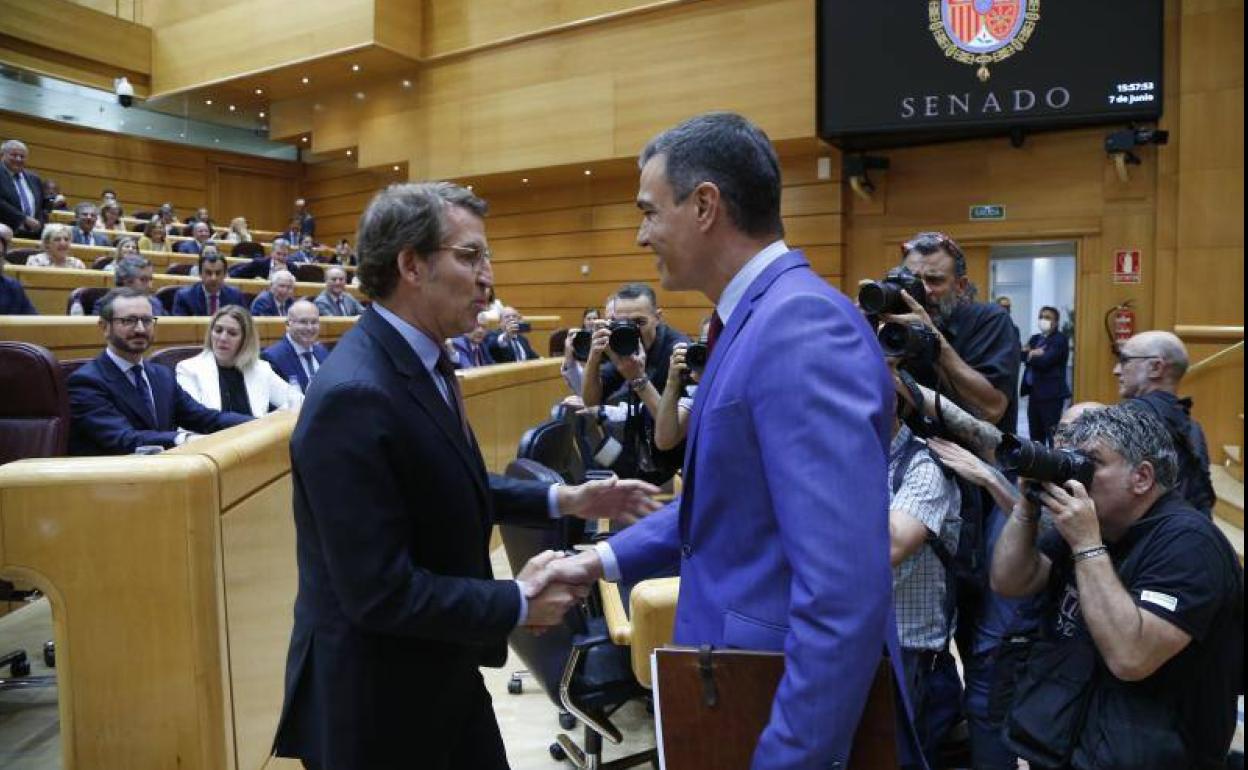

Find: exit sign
<box><xmin>969</xmin><ymin>205</ymin><xmax>1007</xmax><ymax>221</ymax></box>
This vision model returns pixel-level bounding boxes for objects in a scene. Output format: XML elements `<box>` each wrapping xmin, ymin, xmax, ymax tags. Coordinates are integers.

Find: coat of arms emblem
<box><xmin>930</xmin><ymin>0</ymin><xmax>1041</xmax><ymax>82</ymax></box>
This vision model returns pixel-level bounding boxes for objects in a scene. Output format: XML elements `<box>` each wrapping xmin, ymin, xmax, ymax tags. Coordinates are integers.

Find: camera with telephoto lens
<box><xmin>569</xmin><ymin>329</ymin><xmax>592</xmax><ymax>362</ymax></box>
<box><xmin>607</xmin><ymin>320</ymin><xmax>641</xmax><ymax>356</ymax></box>
<box><xmin>858</xmin><ymin>266</ymin><xmax>927</xmax><ymax>316</ymax></box>
<box><xmin>998</xmin><ymin>434</ymin><xmax>1094</xmax><ymax>502</ymax></box>
<box><xmin>878</xmin><ymin>321</ymin><xmax>941</xmax><ymax>365</ymax></box>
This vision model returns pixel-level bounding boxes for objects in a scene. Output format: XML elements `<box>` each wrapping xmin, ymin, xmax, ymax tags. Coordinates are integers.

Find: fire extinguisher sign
<box><xmin>1114</xmin><ymin>249</ymin><xmax>1142</xmax><ymax>284</ymax></box>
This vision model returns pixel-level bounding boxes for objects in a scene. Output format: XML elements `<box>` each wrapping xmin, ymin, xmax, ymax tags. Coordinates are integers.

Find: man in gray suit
<box><xmin>313</xmin><ymin>266</ymin><xmax>365</xmax><ymax>317</ymax></box>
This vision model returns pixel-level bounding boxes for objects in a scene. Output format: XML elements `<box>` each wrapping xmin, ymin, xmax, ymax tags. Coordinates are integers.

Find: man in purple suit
<box><xmin>538</xmin><ymin>113</ymin><xmax>921</xmax><ymax>769</ymax></box>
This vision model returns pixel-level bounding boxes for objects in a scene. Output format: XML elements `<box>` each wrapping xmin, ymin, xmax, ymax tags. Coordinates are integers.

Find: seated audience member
<box><xmin>334</xmin><ymin>238</ymin><xmax>354</xmax><ymax>266</ymax></box>
<box><xmin>74</xmin><ymin>254</ymin><xmax>165</xmax><ymax>316</ymax></box>
<box><xmin>251</xmin><ymin>270</ymin><xmax>297</xmax><ymax>317</ymax></box>
<box><xmin>138</xmin><ymin>218</ymin><xmax>170</xmax><ymax>252</ymax></box>
<box><xmin>67</xmin><ymin>288</ymin><xmax>252</xmax><ymax>455</ymax></box>
<box><xmin>261</xmin><ymin>299</ymin><xmax>328</xmax><ymax>392</ymax></box>
<box><xmin>156</xmin><ymin>202</ymin><xmax>179</xmax><ymax>228</ymax></box>
<box><xmin>992</xmin><ymin>405</ymin><xmax>1243</xmax><ymax>769</ymax></box>
<box><xmin>293</xmin><ymin>198</ymin><xmax>315</xmax><ymax>237</ymax></box>
<box><xmin>70</xmin><ymin>202</ymin><xmax>108</xmax><ymax>246</ymax></box>
<box><xmin>225</xmin><ymin>216</ymin><xmax>252</xmax><ymax>243</ymax></box>
<box><xmin>1021</xmin><ymin>305</ymin><xmax>1071</xmax><ymax>444</ymax></box>
<box><xmin>172</xmin><ymin>252</ymin><xmax>245</xmax><ymax>316</ymax></box>
<box><xmin>230</xmin><ymin>238</ymin><xmax>291</xmax><ymax>279</ymax></box>
<box><xmin>1115</xmin><ymin>330</ymin><xmax>1217</xmax><ymax>516</ymax></box>
<box><xmin>98</xmin><ymin>201</ymin><xmax>124</xmax><ymax>234</ymax></box>
<box><xmin>289</xmin><ymin>234</ymin><xmax>317</xmax><ymax>265</ymax></box>
<box><xmin>0</xmin><ymin>223</ymin><xmax>37</xmax><ymax>314</ymax></box>
<box><xmin>313</xmin><ymin>266</ymin><xmax>364</xmax><ymax>317</ymax></box>
<box><xmin>28</xmin><ymin>223</ymin><xmax>87</xmax><ymax>269</ymax></box>
<box><xmin>486</xmin><ymin>306</ymin><xmax>540</xmax><ymax>362</ymax></box>
<box><xmin>887</xmin><ymin>402</ymin><xmax>962</xmax><ymax>768</ymax></box>
<box><xmin>184</xmin><ymin>207</ymin><xmax>214</xmax><ymax>235</ymax></box>
<box><xmin>177</xmin><ymin>221</ymin><xmax>214</xmax><ymax>255</ymax></box>
<box><xmin>281</xmin><ymin>216</ymin><xmax>303</xmax><ymax>246</ymax></box>
<box><xmin>100</xmin><ymin>188</ymin><xmax>118</xmax><ymax>206</ymax></box>
<box><xmin>451</xmin><ymin>324</ymin><xmax>495</xmax><ymax>369</ymax></box>
<box><xmin>177</xmin><ymin>305</ymin><xmax>301</xmax><ymax>417</ymax></box>
<box><xmin>42</xmin><ymin>179</ymin><xmax>67</xmax><ymax>212</ymax></box>
<box><xmin>101</xmin><ymin>237</ymin><xmax>140</xmax><ymax>271</ymax></box>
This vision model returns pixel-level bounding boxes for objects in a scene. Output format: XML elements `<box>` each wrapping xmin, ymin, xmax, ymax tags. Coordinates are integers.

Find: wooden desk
<box><xmin>0</xmin><ymin>358</ymin><xmax>565</xmax><ymax>770</ymax></box>
<box><xmin>10</xmin><ymin>238</ymin><xmax>250</xmax><ymax>270</ymax></box>
<box><xmin>47</xmin><ymin>211</ymin><xmax>282</xmax><ymax>243</ymax></box>
<box><xmin>0</xmin><ymin>315</ymin><xmax>358</xmax><ymax>360</ymax></box>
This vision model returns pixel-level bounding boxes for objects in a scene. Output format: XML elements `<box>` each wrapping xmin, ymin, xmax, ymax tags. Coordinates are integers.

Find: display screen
<box><xmin>817</xmin><ymin>0</ymin><xmax>1164</xmax><ymax>150</ymax></box>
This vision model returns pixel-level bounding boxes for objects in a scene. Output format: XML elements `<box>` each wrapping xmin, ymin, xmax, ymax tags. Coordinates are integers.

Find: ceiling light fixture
<box><xmin>258</xmin><ymin>111</ymin><xmax>266</xmax><ymax>118</ymax></box>
<box><xmin>301</xmin><ymin>76</ymin><xmax>310</xmax><ymax>84</ymax></box>
<box><xmin>393</xmin><ymin>165</ymin><xmax>401</xmax><ymax>171</ymax></box>
<box><xmin>522</xmin><ymin>178</ymin><xmax>529</xmax><ymax>184</ymax></box>
<box><xmin>255</xmin><ymin>88</ymin><xmax>264</xmax><ymax>95</ymax></box>
<box><xmin>355</xmin><ymin>92</ymin><xmax>365</xmax><ymax>100</ymax></box>
<box><xmin>351</xmin><ymin>64</ymin><xmax>360</xmax><ymax>72</ymax></box>
<box><xmin>204</xmin><ymin>99</ymin><xmax>213</xmax><ymax>105</ymax></box>
<box><xmin>584</xmin><ymin>169</ymin><xmax>592</xmax><ymax>176</ymax></box>
<box><xmin>228</xmin><ymin>104</ymin><xmax>236</xmax><ymax>112</ymax></box>
<box><xmin>401</xmin><ymin>79</ymin><xmax>412</xmax><ymax>88</ymax></box>
<box><xmin>346</xmin><ymin>149</ymin><xmax>353</xmax><ymax>156</ymax></box>
<box><xmin>301</xmin><ymin>136</ymin><xmax>309</xmax><ymax>143</ymax></box>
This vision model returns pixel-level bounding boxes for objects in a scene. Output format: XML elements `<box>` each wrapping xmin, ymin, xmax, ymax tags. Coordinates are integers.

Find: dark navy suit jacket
<box><xmin>262</xmin><ymin>335</ymin><xmax>329</xmax><ymax>392</ymax></box>
<box><xmin>0</xmin><ymin>168</ymin><xmax>44</xmax><ymax>235</ymax></box>
<box><xmin>250</xmin><ymin>290</ymin><xmax>292</xmax><ymax>317</ymax></box>
<box><xmin>0</xmin><ymin>274</ymin><xmax>37</xmax><ymax>314</ymax></box>
<box><xmin>605</xmin><ymin>250</ymin><xmax>922</xmax><ymax>769</ymax></box>
<box><xmin>171</xmin><ymin>284</ymin><xmax>246</xmax><ymax>316</ymax></box>
<box><xmin>67</xmin><ymin>351</ymin><xmax>250</xmax><ymax>455</ymax></box>
<box><xmin>175</xmin><ymin>239</ymin><xmax>207</xmax><ymax>255</ymax></box>
<box><xmin>271</xmin><ymin>308</ymin><xmax>550</xmax><ymax>768</ymax></box>
<box><xmin>485</xmin><ymin>330</ymin><xmax>539</xmax><ymax>362</ymax></box>
<box><xmin>1021</xmin><ymin>331</ymin><xmax>1071</xmax><ymax>401</ymax></box>
<box><xmin>230</xmin><ymin>257</ymin><xmax>278</xmax><ymax>280</ymax></box>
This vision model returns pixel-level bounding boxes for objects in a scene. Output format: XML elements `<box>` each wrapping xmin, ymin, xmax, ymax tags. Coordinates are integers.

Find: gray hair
<box><xmin>74</xmin><ymin>201</ymin><xmax>97</xmax><ymax>218</ymax></box>
<box><xmin>355</xmin><ymin>182</ymin><xmax>488</xmax><ymax>300</ymax></box>
<box><xmin>1057</xmin><ymin>404</ymin><xmax>1179</xmax><ymax>490</ymax></box>
<box><xmin>1131</xmin><ymin>331</ymin><xmax>1190</xmax><ymax>380</ymax></box>
<box><xmin>272</xmin><ymin>238</ymin><xmax>290</xmax><ymax>252</ymax></box>
<box><xmin>270</xmin><ymin>269</ymin><xmax>295</xmax><ymax>288</ymax></box>
<box><xmin>96</xmin><ymin>286</ymin><xmax>148</xmax><ymax>321</ymax></box>
<box><xmin>114</xmin><ymin>254</ymin><xmax>152</xmax><ymax>286</ymax></box>
<box><xmin>1</xmin><ymin>139</ymin><xmax>27</xmax><ymax>154</ymax></box>
<box><xmin>638</xmin><ymin>112</ymin><xmax>783</xmax><ymax>239</ymax></box>
<box><xmin>325</xmin><ymin>265</ymin><xmax>347</xmax><ymax>281</ymax></box>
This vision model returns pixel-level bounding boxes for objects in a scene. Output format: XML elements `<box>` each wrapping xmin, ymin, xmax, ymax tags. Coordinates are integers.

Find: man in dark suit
<box><xmin>172</xmin><ymin>253</ymin><xmax>246</xmax><ymax>316</ymax></box>
<box><xmin>250</xmin><ymin>270</ymin><xmax>297</xmax><ymax>317</ymax></box>
<box><xmin>485</xmin><ymin>306</ymin><xmax>540</xmax><ymax>362</ymax></box>
<box><xmin>451</xmin><ymin>323</ymin><xmax>495</xmax><ymax>368</ymax></box>
<box><xmin>0</xmin><ymin>223</ymin><xmax>37</xmax><ymax>315</ymax></box>
<box><xmin>70</xmin><ymin>202</ymin><xmax>109</xmax><ymax>246</ymax></box>
<box><xmin>271</xmin><ymin>182</ymin><xmax>661</xmax><ymax>770</ymax></box>
<box><xmin>1021</xmin><ymin>305</ymin><xmax>1071</xmax><ymax>443</ymax></box>
<box><xmin>230</xmin><ymin>238</ymin><xmax>291</xmax><ymax>280</ymax></box>
<box><xmin>0</xmin><ymin>139</ymin><xmax>45</xmax><ymax>239</ymax></box>
<box><xmin>538</xmin><ymin>113</ymin><xmax>925</xmax><ymax>770</ymax></box>
<box><xmin>176</xmin><ymin>221</ymin><xmax>213</xmax><ymax>254</ymax></box>
<box><xmin>261</xmin><ymin>299</ymin><xmax>328</xmax><ymax>391</ymax></box>
<box><xmin>67</xmin><ymin>288</ymin><xmax>251</xmax><ymax>455</ymax></box>
<box><xmin>294</xmin><ymin>198</ymin><xmax>316</xmax><ymax>237</ymax></box>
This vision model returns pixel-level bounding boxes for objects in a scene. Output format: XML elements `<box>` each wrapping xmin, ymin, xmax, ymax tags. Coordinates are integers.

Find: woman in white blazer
<box><xmin>177</xmin><ymin>305</ymin><xmax>302</xmax><ymax>417</ymax></box>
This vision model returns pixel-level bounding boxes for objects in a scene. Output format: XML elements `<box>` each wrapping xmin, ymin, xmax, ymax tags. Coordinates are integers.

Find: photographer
<box><xmin>561</xmin><ymin>306</ymin><xmax>601</xmax><ymax>395</ymax></box>
<box><xmin>881</xmin><ymin>232</ymin><xmax>1020</xmax><ymax>432</ymax></box>
<box><xmin>992</xmin><ymin>405</ymin><xmax>1243</xmax><ymax>769</ymax></box>
<box><xmin>486</xmin><ymin>306</ymin><xmax>539</xmax><ymax>362</ymax></box>
<box><xmin>654</xmin><ymin>320</ymin><xmax>711</xmax><ymax>451</ymax></box>
<box><xmin>582</xmin><ymin>283</ymin><xmax>688</xmax><ymax>408</ymax></box>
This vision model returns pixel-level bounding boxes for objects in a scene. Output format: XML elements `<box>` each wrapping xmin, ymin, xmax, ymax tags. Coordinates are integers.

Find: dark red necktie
<box><xmin>706</xmin><ymin>311</ymin><xmax>724</xmax><ymax>354</ymax></box>
<box><xmin>435</xmin><ymin>351</ymin><xmax>472</xmax><ymax>442</ymax></box>
<box><xmin>208</xmin><ymin>292</ymin><xmax>218</xmax><ymax>315</ymax></box>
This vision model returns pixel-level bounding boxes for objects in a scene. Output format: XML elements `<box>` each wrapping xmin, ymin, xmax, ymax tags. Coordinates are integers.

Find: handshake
<box><xmin>515</xmin><ymin>549</ymin><xmax>608</xmax><ymax>629</ymax></box>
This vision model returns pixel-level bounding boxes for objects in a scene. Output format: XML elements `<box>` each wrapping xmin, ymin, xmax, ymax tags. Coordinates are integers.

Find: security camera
<box><xmin>114</xmin><ymin>77</ymin><xmax>135</xmax><ymax>108</ymax></box>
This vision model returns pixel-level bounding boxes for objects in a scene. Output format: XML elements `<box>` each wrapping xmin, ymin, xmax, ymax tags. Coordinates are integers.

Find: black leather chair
<box><xmin>232</xmin><ymin>241</ymin><xmax>265</xmax><ymax>259</ymax></box>
<box><xmin>148</xmin><ymin>345</ymin><xmax>202</xmax><ymax>371</ymax></box>
<box><xmin>67</xmin><ymin>287</ymin><xmax>109</xmax><ymax>315</ymax></box>
<box><xmin>167</xmin><ymin>263</ymin><xmax>194</xmax><ymax>276</ymax></box>
<box><xmin>5</xmin><ymin>249</ymin><xmax>35</xmax><ymax>265</ymax></box>
<box><xmin>154</xmin><ymin>285</ymin><xmax>181</xmax><ymax>313</ymax></box>
<box><xmin>293</xmin><ymin>263</ymin><xmax>324</xmax><ymax>283</ymax></box>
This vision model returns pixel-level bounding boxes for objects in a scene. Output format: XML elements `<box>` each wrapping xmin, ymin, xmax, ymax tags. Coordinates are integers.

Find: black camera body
<box><xmin>569</xmin><ymin>329</ymin><xmax>592</xmax><ymax>362</ymax></box>
<box><xmin>516</xmin><ymin>321</ymin><xmax>532</xmax><ymax>334</ymax></box>
<box><xmin>858</xmin><ymin>266</ymin><xmax>927</xmax><ymax>316</ymax></box>
<box><xmin>608</xmin><ymin>320</ymin><xmax>641</xmax><ymax>356</ymax></box>
<box><xmin>998</xmin><ymin>434</ymin><xmax>1095</xmax><ymax>491</ymax></box>
<box><xmin>878</xmin><ymin>321</ymin><xmax>941</xmax><ymax>365</ymax></box>
<box><xmin>685</xmin><ymin>342</ymin><xmax>709</xmax><ymax>372</ymax></box>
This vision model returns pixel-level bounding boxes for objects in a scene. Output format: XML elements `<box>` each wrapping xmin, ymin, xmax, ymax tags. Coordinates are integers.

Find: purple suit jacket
<box><xmin>607</xmin><ymin>250</ymin><xmax>920</xmax><ymax>769</ymax></box>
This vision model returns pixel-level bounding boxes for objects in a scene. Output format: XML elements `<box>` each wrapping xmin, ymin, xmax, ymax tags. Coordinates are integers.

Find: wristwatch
<box><xmin>628</xmin><ymin>375</ymin><xmax>650</xmax><ymax>392</ymax></box>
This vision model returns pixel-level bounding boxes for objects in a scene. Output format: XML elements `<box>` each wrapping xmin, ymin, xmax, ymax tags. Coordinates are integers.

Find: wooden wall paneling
<box><xmin>0</xmin><ymin>0</ymin><xmax>151</xmax><ymax>93</ymax></box>
<box><xmin>213</xmin><ymin>166</ymin><xmax>300</xmax><ymax>233</ymax></box>
<box><xmin>422</xmin><ymin>0</ymin><xmax>662</xmax><ymax>58</ymax></box>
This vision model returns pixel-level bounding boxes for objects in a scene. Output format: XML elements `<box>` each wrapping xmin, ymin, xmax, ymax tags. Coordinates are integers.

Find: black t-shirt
<box><xmin>912</xmin><ymin>300</ymin><xmax>1020</xmax><ymax>433</ymax></box>
<box><xmin>1037</xmin><ymin>492</ymin><xmax>1244</xmax><ymax>765</ymax></box>
<box><xmin>1125</xmin><ymin>391</ymin><xmax>1216</xmax><ymax>515</ymax></box>
<box><xmin>598</xmin><ymin>323</ymin><xmax>690</xmax><ymax>402</ymax></box>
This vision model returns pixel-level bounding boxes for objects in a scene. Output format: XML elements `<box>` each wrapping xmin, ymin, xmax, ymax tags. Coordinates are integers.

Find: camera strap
<box><xmin>897</xmin><ymin>369</ymin><xmax>948</xmax><ymax>439</ymax></box>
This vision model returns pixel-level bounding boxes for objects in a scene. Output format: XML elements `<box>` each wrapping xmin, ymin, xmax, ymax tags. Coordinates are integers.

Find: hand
<box><xmin>516</xmin><ymin>549</ymin><xmax>565</xmax><ymax>594</ymax></box>
<box><xmin>927</xmin><ymin>437</ymin><xmax>993</xmax><ymax>487</ymax></box>
<box><xmin>881</xmin><ymin>289</ymin><xmax>940</xmax><ymax>337</ymax></box>
<box><xmin>557</xmin><ymin>475</ymin><xmax>662</xmax><ymax>525</ymax></box>
<box><xmin>503</xmin><ymin>316</ymin><xmax>521</xmax><ymax>336</ymax></box>
<box><xmin>616</xmin><ymin>344</ymin><xmax>646</xmax><ymax>381</ymax></box>
<box><xmin>524</xmin><ymin>579</ymin><xmax>590</xmax><ymax>629</ymax></box>
<box><xmin>1028</xmin><ymin>347</ymin><xmax>1045</xmax><ymax>360</ymax></box>
<box><xmin>561</xmin><ymin>394</ymin><xmax>585</xmax><ymax>410</ymax></box>
<box><xmin>536</xmin><ymin>549</ymin><xmax>606</xmax><ymax>595</ymax></box>
<box><xmin>667</xmin><ymin>343</ymin><xmax>688</xmax><ymax>386</ymax></box>
<box><xmin>1037</xmin><ymin>479</ymin><xmax>1102</xmax><ymax>552</ymax></box>
<box><xmin>23</xmin><ymin>216</ymin><xmax>40</xmax><ymax>232</ymax></box>
<box><xmin>587</xmin><ymin>322</ymin><xmax>610</xmax><ymax>365</ymax></box>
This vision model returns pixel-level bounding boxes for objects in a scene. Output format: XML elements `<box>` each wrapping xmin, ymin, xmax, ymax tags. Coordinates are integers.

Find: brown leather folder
<box><xmin>652</xmin><ymin>646</ymin><xmax>898</xmax><ymax>769</ymax></box>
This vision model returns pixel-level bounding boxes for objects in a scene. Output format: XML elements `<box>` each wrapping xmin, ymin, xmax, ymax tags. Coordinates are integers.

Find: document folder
<box><xmin>652</xmin><ymin>646</ymin><xmax>898</xmax><ymax>769</ymax></box>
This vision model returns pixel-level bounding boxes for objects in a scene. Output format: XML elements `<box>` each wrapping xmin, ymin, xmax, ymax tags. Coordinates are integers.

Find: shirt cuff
<box><xmin>546</xmin><ymin>484</ymin><xmax>562</xmax><ymax>519</ymax></box>
<box><xmin>595</xmin><ymin>541</ymin><xmax>622</xmax><ymax>582</ymax></box>
<box><xmin>514</xmin><ymin>580</ymin><xmax>529</xmax><ymax>627</ymax></box>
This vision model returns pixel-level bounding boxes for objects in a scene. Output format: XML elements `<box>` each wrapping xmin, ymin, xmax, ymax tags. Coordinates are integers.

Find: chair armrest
<box><xmin>628</xmin><ymin>577</ymin><xmax>681</xmax><ymax>689</ymax></box>
<box><xmin>599</xmin><ymin>579</ymin><xmax>633</xmax><ymax>646</ymax></box>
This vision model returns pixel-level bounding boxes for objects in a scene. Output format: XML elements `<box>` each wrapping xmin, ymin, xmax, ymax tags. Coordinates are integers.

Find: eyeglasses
<box><xmin>1116</xmin><ymin>354</ymin><xmax>1159</xmax><ymax>366</ymax></box>
<box><xmin>113</xmin><ymin>316</ymin><xmax>157</xmax><ymax>329</ymax></box>
<box><xmin>441</xmin><ymin>244</ymin><xmax>492</xmax><ymax>270</ymax></box>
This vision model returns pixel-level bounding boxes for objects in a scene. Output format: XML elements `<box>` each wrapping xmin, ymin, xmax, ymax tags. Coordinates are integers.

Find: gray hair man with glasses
<box><xmin>67</xmin><ymin>287</ymin><xmax>250</xmax><ymax>455</ymax></box>
<box><xmin>484</xmin><ymin>304</ymin><xmax>539</xmax><ymax>363</ymax></box>
<box><xmin>261</xmin><ymin>299</ymin><xmax>328</xmax><ymax>392</ymax></box>
<box><xmin>1114</xmin><ymin>330</ymin><xmax>1216</xmax><ymax>515</ymax></box>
